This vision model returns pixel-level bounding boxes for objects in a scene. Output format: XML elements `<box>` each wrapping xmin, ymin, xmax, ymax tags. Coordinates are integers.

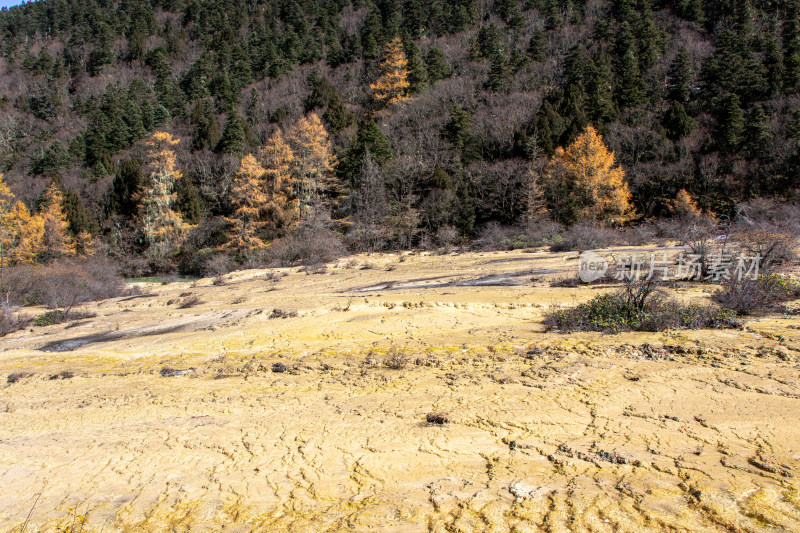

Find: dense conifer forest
<box><xmin>0</xmin><ymin>0</ymin><xmax>798</xmax><ymax>275</ymax></box>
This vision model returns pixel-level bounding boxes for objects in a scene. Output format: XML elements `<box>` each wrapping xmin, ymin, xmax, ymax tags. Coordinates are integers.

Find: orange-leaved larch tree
<box><xmin>1</xmin><ymin>174</ymin><xmax>44</xmax><ymax>274</ymax></box>
<box><xmin>137</xmin><ymin>132</ymin><xmax>187</xmax><ymax>259</ymax></box>
<box><xmin>671</xmin><ymin>188</ymin><xmax>702</xmax><ymax>219</ymax></box>
<box><xmin>38</xmin><ymin>180</ymin><xmax>75</xmax><ymax>261</ymax></box>
<box><xmin>370</xmin><ymin>36</ymin><xmax>410</xmax><ymax>107</ymax></box>
<box><xmin>540</xmin><ymin>125</ymin><xmax>632</xmax><ymax>225</ymax></box>
<box><xmin>228</xmin><ymin>153</ymin><xmax>269</xmax><ymax>251</ymax></box>
<box><xmin>289</xmin><ymin>113</ymin><xmax>334</xmax><ymax>220</ymax></box>
<box><xmin>5</xmin><ymin>201</ymin><xmax>44</xmax><ymax>265</ymax></box>
<box><xmin>261</xmin><ymin>129</ymin><xmax>298</xmax><ymax>234</ymax></box>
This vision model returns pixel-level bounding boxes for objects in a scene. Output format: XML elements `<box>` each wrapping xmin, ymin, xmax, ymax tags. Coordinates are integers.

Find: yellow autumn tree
<box><xmin>228</xmin><ymin>153</ymin><xmax>269</xmax><ymax>251</ymax></box>
<box><xmin>671</xmin><ymin>188</ymin><xmax>702</xmax><ymax>219</ymax></box>
<box><xmin>289</xmin><ymin>113</ymin><xmax>334</xmax><ymax>220</ymax></box>
<box><xmin>370</xmin><ymin>36</ymin><xmax>410</xmax><ymax>107</ymax></box>
<box><xmin>541</xmin><ymin>125</ymin><xmax>632</xmax><ymax>225</ymax></box>
<box><xmin>5</xmin><ymin>201</ymin><xmax>44</xmax><ymax>265</ymax></box>
<box><xmin>137</xmin><ymin>132</ymin><xmax>187</xmax><ymax>260</ymax></box>
<box><xmin>0</xmin><ymin>174</ymin><xmax>44</xmax><ymax>271</ymax></box>
<box><xmin>0</xmin><ymin>174</ymin><xmax>14</xmax><ymax>273</ymax></box>
<box><xmin>39</xmin><ymin>181</ymin><xmax>75</xmax><ymax>261</ymax></box>
<box><xmin>261</xmin><ymin>129</ymin><xmax>298</xmax><ymax>233</ymax></box>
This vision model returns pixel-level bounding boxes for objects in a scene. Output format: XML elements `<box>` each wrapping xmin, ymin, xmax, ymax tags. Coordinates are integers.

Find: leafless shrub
<box><xmin>735</xmin><ymin>197</ymin><xmax>800</xmax><ymax>235</ymax></box>
<box><xmin>550</xmin><ymin>267</ymin><xmax>616</xmax><ymax>287</ymax></box>
<box><xmin>0</xmin><ymin>294</ymin><xmax>30</xmax><ymax>336</ymax></box>
<box><xmin>549</xmin><ymin>223</ymin><xmax>625</xmax><ymax>252</ymax></box>
<box><xmin>473</xmin><ymin>221</ymin><xmax>563</xmax><ymax>251</ymax></box>
<box><xmin>384</xmin><ymin>346</ymin><xmax>411</xmax><ymax>369</ymax></box>
<box><xmin>177</xmin><ymin>295</ymin><xmax>201</xmax><ymax>308</ymax></box>
<box><xmin>118</xmin><ymin>256</ymin><xmax>150</xmax><ymax>278</ymax></box>
<box><xmin>730</xmin><ymin>228</ymin><xmax>797</xmax><ymax>273</ymax></box>
<box><xmin>341</xmin><ymin>258</ymin><xmax>360</xmax><ymax>269</ymax></box>
<box><xmin>2</xmin><ymin>258</ymin><xmax>123</xmax><ymax>320</ymax></box>
<box><xmin>435</xmin><ymin>225</ymin><xmax>460</xmax><ymax>247</ymax></box>
<box><xmin>253</xmin><ymin>217</ymin><xmax>347</xmax><ymax>267</ymax></box>
<box><xmin>665</xmin><ymin>215</ymin><xmax>730</xmax><ymax>279</ymax></box>
<box><xmin>205</xmin><ymin>255</ymin><xmax>233</xmax><ymax>277</ymax></box>
<box><xmin>300</xmin><ymin>264</ymin><xmax>327</xmax><ymax>275</ymax></box>
<box><xmin>713</xmin><ymin>273</ymin><xmax>800</xmax><ymax>315</ymax></box>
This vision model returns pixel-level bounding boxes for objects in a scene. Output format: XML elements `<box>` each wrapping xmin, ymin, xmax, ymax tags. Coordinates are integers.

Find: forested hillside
<box><xmin>0</xmin><ymin>0</ymin><xmax>798</xmax><ymax>274</ymax></box>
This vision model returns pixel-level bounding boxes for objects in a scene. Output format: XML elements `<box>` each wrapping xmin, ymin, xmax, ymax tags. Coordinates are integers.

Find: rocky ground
<box><xmin>1</xmin><ymin>248</ymin><xmax>799</xmax><ymax>532</ymax></box>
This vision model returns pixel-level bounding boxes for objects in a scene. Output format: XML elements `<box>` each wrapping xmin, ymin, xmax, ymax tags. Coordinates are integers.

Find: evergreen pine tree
<box><xmin>718</xmin><ymin>92</ymin><xmax>745</xmax><ymax>151</ymax></box>
<box><xmin>338</xmin><ymin>120</ymin><xmax>394</xmax><ymax>184</ymax></box>
<box><xmin>110</xmin><ymin>158</ymin><xmax>145</xmax><ymax>218</ymax></box>
<box><xmin>405</xmin><ymin>41</ymin><xmax>428</xmax><ymax>94</ymax></box>
<box><xmin>586</xmin><ymin>55</ymin><xmax>617</xmax><ymax>126</ymax></box>
<box><xmin>485</xmin><ymin>53</ymin><xmax>512</xmax><ymax>92</ymax></box>
<box><xmin>527</xmin><ymin>30</ymin><xmax>547</xmax><ymax>62</ymax></box>
<box><xmin>216</xmin><ymin>112</ymin><xmax>250</xmax><ymax>156</ymax></box>
<box><xmin>667</xmin><ymin>48</ymin><xmax>694</xmax><ymax>104</ymax></box>
<box><xmin>425</xmin><ymin>47</ymin><xmax>451</xmax><ymax>82</ymax></box>
<box><xmin>744</xmin><ymin>104</ymin><xmax>772</xmax><ymax>157</ymax></box>
<box><xmin>191</xmin><ymin>101</ymin><xmax>222</xmax><ymax>152</ymax></box>
<box><xmin>323</xmin><ymin>94</ymin><xmax>355</xmax><ymax>133</ymax></box>
<box><xmin>63</xmin><ymin>187</ymin><xmax>98</xmax><ymax>237</ymax></box>
<box><xmin>663</xmin><ymin>101</ymin><xmax>696</xmax><ymax>140</ymax></box>
<box><xmin>176</xmin><ymin>179</ymin><xmax>204</xmax><ymax>224</ymax></box>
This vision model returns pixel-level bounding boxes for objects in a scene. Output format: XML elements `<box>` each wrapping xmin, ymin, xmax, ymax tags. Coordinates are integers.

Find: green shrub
<box><xmin>34</xmin><ymin>310</ymin><xmax>67</xmax><ymax>326</ymax></box>
<box><xmin>544</xmin><ymin>293</ymin><xmax>740</xmax><ymax>333</ymax></box>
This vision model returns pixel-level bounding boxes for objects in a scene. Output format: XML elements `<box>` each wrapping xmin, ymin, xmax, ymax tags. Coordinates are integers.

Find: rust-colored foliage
<box><xmin>39</xmin><ymin>181</ymin><xmax>75</xmax><ymax>261</ymax></box>
<box><xmin>137</xmin><ymin>132</ymin><xmax>187</xmax><ymax>259</ymax></box>
<box><xmin>370</xmin><ymin>36</ymin><xmax>410</xmax><ymax>107</ymax></box>
<box><xmin>541</xmin><ymin>126</ymin><xmax>632</xmax><ymax>223</ymax></box>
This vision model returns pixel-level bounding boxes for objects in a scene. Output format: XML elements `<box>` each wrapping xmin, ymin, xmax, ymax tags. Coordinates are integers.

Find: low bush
<box><xmin>33</xmin><ymin>310</ymin><xmax>68</xmax><ymax>326</ymax></box>
<box><xmin>473</xmin><ymin>221</ymin><xmax>563</xmax><ymax>251</ymax></box>
<box><xmin>384</xmin><ymin>346</ymin><xmax>411</xmax><ymax>369</ymax></box>
<box><xmin>730</xmin><ymin>228</ymin><xmax>797</xmax><ymax>272</ymax></box>
<box><xmin>549</xmin><ymin>223</ymin><xmax>626</xmax><ymax>252</ymax></box>
<box><xmin>426</xmin><ymin>412</ymin><xmax>450</xmax><ymax>425</ymax></box>
<box><xmin>0</xmin><ymin>301</ymin><xmax>30</xmax><ymax>336</ymax></box>
<box><xmin>2</xmin><ymin>257</ymin><xmax>123</xmax><ymax>321</ymax></box>
<box><xmin>713</xmin><ymin>273</ymin><xmax>800</xmax><ymax>315</ymax></box>
<box><xmin>249</xmin><ymin>218</ymin><xmax>347</xmax><ymax>267</ymax></box>
<box><xmin>544</xmin><ymin>293</ymin><xmax>739</xmax><ymax>333</ymax></box>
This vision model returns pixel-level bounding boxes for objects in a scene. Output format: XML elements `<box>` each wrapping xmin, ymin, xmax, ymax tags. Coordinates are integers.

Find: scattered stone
<box><xmin>160</xmin><ymin>367</ymin><xmax>192</xmax><ymax>377</ymax></box>
<box><xmin>270</xmin><ymin>309</ymin><xmax>298</xmax><ymax>319</ymax></box>
<box><xmin>509</xmin><ymin>482</ymin><xmax>549</xmax><ymax>500</ymax></box>
<box><xmin>271</xmin><ymin>362</ymin><xmax>288</xmax><ymax>373</ymax></box>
